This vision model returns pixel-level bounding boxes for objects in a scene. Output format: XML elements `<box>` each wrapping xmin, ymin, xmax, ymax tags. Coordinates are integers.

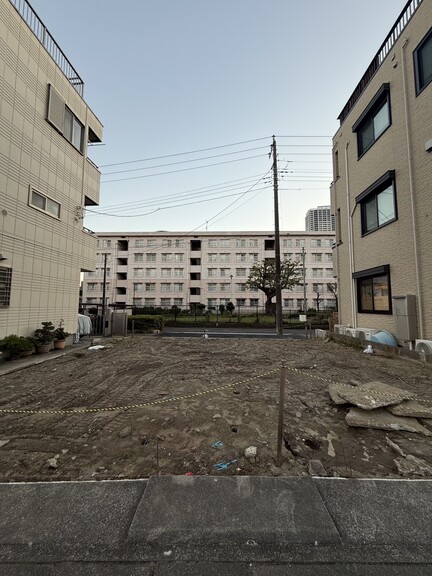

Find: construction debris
<box><xmin>345</xmin><ymin>408</ymin><xmax>432</xmax><ymax>436</ymax></box>
<box><xmin>336</xmin><ymin>381</ymin><xmax>415</xmax><ymax>410</ymax></box>
<box><xmin>387</xmin><ymin>400</ymin><xmax>432</xmax><ymax>419</ymax></box>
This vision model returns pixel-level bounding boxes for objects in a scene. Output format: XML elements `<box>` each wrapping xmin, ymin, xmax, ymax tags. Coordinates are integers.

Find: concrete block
<box><xmin>387</xmin><ymin>400</ymin><xmax>432</xmax><ymax>419</ymax></box>
<box><xmin>337</xmin><ymin>381</ymin><xmax>414</xmax><ymax>410</ymax></box>
<box><xmin>346</xmin><ymin>408</ymin><xmax>432</xmax><ymax>435</ymax></box>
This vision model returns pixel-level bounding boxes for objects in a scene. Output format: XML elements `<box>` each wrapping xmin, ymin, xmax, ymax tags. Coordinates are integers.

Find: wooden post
<box><xmin>276</xmin><ymin>363</ymin><xmax>287</xmax><ymax>467</ymax></box>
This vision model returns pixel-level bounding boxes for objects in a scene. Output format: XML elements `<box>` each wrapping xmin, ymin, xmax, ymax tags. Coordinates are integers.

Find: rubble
<box><xmin>345</xmin><ymin>408</ymin><xmax>432</xmax><ymax>436</ymax></box>
<box><xmin>387</xmin><ymin>400</ymin><xmax>432</xmax><ymax>419</ymax></box>
<box><xmin>336</xmin><ymin>381</ymin><xmax>414</xmax><ymax>410</ymax></box>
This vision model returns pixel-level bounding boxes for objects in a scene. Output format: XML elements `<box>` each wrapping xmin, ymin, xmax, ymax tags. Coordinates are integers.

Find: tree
<box><xmin>246</xmin><ymin>258</ymin><xmax>301</xmax><ymax>314</ymax></box>
<box><xmin>225</xmin><ymin>301</ymin><xmax>235</xmax><ymax>317</ymax></box>
<box><xmin>327</xmin><ymin>282</ymin><xmax>338</xmax><ymax>311</ymax></box>
<box><xmin>218</xmin><ymin>304</ymin><xmax>225</xmax><ymax>316</ymax></box>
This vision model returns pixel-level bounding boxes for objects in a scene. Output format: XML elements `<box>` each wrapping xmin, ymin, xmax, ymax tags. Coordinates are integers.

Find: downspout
<box><xmin>345</xmin><ymin>141</ymin><xmax>357</xmax><ymax>328</ymax></box>
<box><xmin>401</xmin><ymin>38</ymin><xmax>424</xmax><ymax>338</ymax></box>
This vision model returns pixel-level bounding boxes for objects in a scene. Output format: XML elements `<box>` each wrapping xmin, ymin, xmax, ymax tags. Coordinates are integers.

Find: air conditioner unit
<box><xmin>334</xmin><ymin>324</ymin><xmax>347</xmax><ymax>335</ymax></box>
<box><xmin>415</xmin><ymin>340</ymin><xmax>432</xmax><ymax>355</ymax></box>
<box><xmin>356</xmin><ymin>328</ymin><xmax>380</xmax><ymax>341</ymax></box>
<box><xmin>345</xmin><ymin>328</ymin><xmax>357</xmax><ymax>337</ymax></box>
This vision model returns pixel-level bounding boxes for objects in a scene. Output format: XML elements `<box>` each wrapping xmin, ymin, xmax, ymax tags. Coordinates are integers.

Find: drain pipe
<box><xmin>345</xmin><ymin>141</ymin><xmax>357</xmax><ymax>328</ymax></box>
<box><xmin>401</xmin><ymin>38</ymin><xmax>424</xmax><ymax>338</ymax></box>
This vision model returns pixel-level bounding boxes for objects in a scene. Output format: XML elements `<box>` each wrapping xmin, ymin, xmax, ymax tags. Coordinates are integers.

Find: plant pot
<box><xmin>36</xmin><ymin>343</ymin><xmax>51</xmax><ymax>354</ymax></box>
<box><xmin>54</xmin><ymin>340</ymin><xmax>66</xmax><ymax>350</ymax></box>
<box><xmin>20</xmin><ymin>350</ymin><xmax>33</xmax><ymax>357</ymax></box>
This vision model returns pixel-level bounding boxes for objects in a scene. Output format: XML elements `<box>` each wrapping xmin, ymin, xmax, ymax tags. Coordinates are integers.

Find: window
<box><xmin>284</xmin><ymin>298</ymin><xmax>294</xmax><ymax>308</ymax></box>
<box><xmin>146</xmin><ymin>239</ymin><xmax>156</xmax><ymax>247</ymax></box>
<box><xmin>64</xmin><ymin>106</ymin><xmax>84</xmax><ymax>151</ymax></box>
<box><xmin>174</xmin><ymin>253</ymin><xmax>184</xmax><ymax>262</ymax></box>
<box><xmin>208</xmin><ymin>283</ymin><xmax>217</xmax><ymax>292</ymax></box>
<box><xmin>236</xmin><ymin>239</ymin><xmax>246</xmax><ymax>247</ymax></box>
<box><xmin>325</xmin><ymin>253</ymin><xmax>333</xmax><ymax>262</ymax></box>
<box><xmin>173</xmin><ymin>298</ymin><xmax>183</xmax><ymax>306</ymax></box>
<box><xmin>207</xmin><ymin>298</ymin><xmax>217</xmax><ymax>307</ymax></box>
<box><xmin>236</xmin><ymin>268</ymin><xmax>247</xmax><ymax>277</ymax></box>
<box><xmin>134</xmin><ymin>268</ymin><xmax>144</xmax><ymax>278</ymax></box>
<box><xmin>87</xmin><ymin>282</ymin><xmax>97</xmax><ymax>292</ymax></box>
<box><xmin>324</xmin><ymin>239</ymin><xmax>333</xmax><ymax>248</ymax></box>
<box><xmin>29</xmin><ymin>189</ymin><xmax>60</xmax><ymax>218</ymax></box>
<box><xmin>249</xmin><ymin>253</ymin><xmax>259</xmax><ymax>262</ymax></box>
<box><xmin>354</xmin><ymin>265</ymin><xmax>391</xmax><ymax>314</ymax></box>
<box><xmin>145</xmin><ymin>268</ymin><xmax>156</xmax><ymax>277</ymax></box>
<box><xmin>161</xmin><ymin>253</ymin><xmax>173</xmax><ymax>262</ymax></box>
<box><xmin>134</xmin><ymin>253</ymin><xmax>144</xmax><ymax>262</ymax></box>
<box><xmin>236</xmin><ymin>283</ymin><xmax>247</xmax><ymax>292</ymax></box>
<box><xmin>248</xmin><ymin>239</ymin><xmax>258</xmax><ymax>247</ymax></box>
<box><xmin>250</xmin><ymin>298</ymin><xmax>259</xmax><ymax>306</ymax></box>
<box><xmin>220</xmin><ymin>254</ymin><xmax>231</xmax><ymax>263</ymax></box>
<box><xmin>353</xmin><ymin>84</ymin><xmax>391</xmax><ymax>157</ymax></box>
<box><xmin>220</xmin><ymin>239</ymin><xmax>231</xmax><ymax>248</ymax></box>
<box><xmin>175</xmin><ymin>239</ymin><xmax>184</xmax><ymax>247</ymax></box>
<box><xmin>283</xmin><ymin>253</ymin><xmax>293</xmax><ymax>261</ymax></box>
<box><xmin>236</xmin><ymin>298</ymin><xmax>246</xmax><ymax>306</ymax></box>
<box><xmin>100</xmin><ymin>240</ymin><xmax>111</xmax><ymax>249</ymax></box>
<box><xmin>173</xmin><ymin>268</ymin><xmax>184</xmax><ymax>277</ymax></box>
<box><xmin>133</xmin><ymin>283</ymin><xmax>143</xmax><ymax>292</ymax></box>
<box><xmin>146</xmin><ymin>253</ymin><xmax>156</xmax><ymax>262</ymax></box>
<box><xmin>295</xmin><ymin>239</ymin><xmax>305</xmax><ymax>247</ymax></box>
<box><xmin>220</xmin><ymin>268</ymin><xmax>231</xmax><ymax>277</ymax></box>
<box><xmin>311</xmin><ymin>239</ymin><xmax>322</xmax><ymax>247</ymax></box>
<box><xmin>333</xmin><ymin>148</ymin><xmax>339</xmax><ymax>180</ymax></box>
<box><xmin>161</xmin><ymin>283</ymin><xmax>171</xmax><ymax>292</ymax></box>
<box><xmin>283</xmin><ymin>239</ymin><xmax>293</xmax><ymax>248</ymax></box>
<box><xmin>220</xmin><ymin>298</ymin><xmax>231</xmax><ymax>305</ymax></box>
<box><xmin>296</xmin><ymin>299</ymin><xmax>304</xmax><ymax>308</ymax></box>
<box><xmin>145</xmin><ymin>283</ymin><xmax>155</xmax><ymax>291</ymax></box>
<box><xmin>173</xmin><ymin>283</ymin><xmax>184</xmax><ymax>292</ymax></box>
<box><xmin>207</xmin><ymin>268</ymin><xmax>217</xmax><ymax>277</ymax></box>
<box><xmin>133</xmin><ymin>298</ymin><xmax>142</xmax><ymax>305</ymax></box>
<box><xmin>356</xmin><ymin>171</ymin><xmax>396</xmax><ymax>235</ymax></box>
<box><xmin>162</xmin><ymin>239</ymin><xmax>172</xmax><ymax>247</ymax></box>
<box><xmin>135</xmin><ymin>239</ymin><xmax>144</xmax><ymax>248</ymax></box>
<box><xmin>208</xmin><ymin>239</ymin><xmax>218</xmax><ymax>247</ymax></box>
<box><xmin>311</xmin><ymin>253</ymin><xmax>322</xmax><ymax>262</ymax></box>
<box><xmin>161</xmin><ymin>268</ymin><xmax>172</xmax><ymax>277</ymax></box>
<box><xmin>144</xmin><ymin>298</ymin><xmax>156</xmax><ymax>306</ymax></box>
<box><xmin>208</xmin><ymin>253</ymin><xmax>218</xmax><ymax>262</ymax></box>
<box><xmin>325</xmin><ymin>268</ymin><xmax>334</xmax><ymax>277</ymax></box>
<box><xmin>313</xmin><ymin>283</ymin><xmax>325</xmax><ymax>293</ymax></box>
<box><xmin>312</xmin><ymin>268</ymin><xmax>323</xmax><ymax>278</ymax></box>
<box><xmin>414</xmin><ymin>28</ymin><xmax>432</xmax><ymax>93</ymax></box>
<box><xmin>236</xmin><ymin>253</ymin><xmax>246</xmax><ymax>262</ymax></box>
<box><xmin>220</xmin><ymin>283</ymin><xmax>230</xmax><ymax>292</ymax></box>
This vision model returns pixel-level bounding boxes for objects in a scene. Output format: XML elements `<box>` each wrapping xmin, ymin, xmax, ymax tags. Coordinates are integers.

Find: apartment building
<box><xmin>331</xmin><ymin>0</ymin><xmax>432</xmax><ymax>342</ymax></box>
<box><xmin>305</xmin><ymin>206</ymin><xmax>335</xmax><ymax>232</ymax></box>
<box><xmin>0</xmin><ymin>0</ymin><xmax>103</xmax><ymax>338</ymax></box>
<box><xmin>82</xmin><ymin>231</ymin><xmax>336</xmax><ymax>312</ymax></box>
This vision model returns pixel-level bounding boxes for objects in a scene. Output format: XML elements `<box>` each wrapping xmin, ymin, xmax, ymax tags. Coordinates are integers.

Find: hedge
<box><xmin>127</xmin><ymin>314</ymin><xmax>165</xmax><ymax>333</ymax></box>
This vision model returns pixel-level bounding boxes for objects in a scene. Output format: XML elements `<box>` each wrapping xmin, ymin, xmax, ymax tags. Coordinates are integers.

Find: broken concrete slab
<box><xmin>345</xmin><ymin>408</ymin><xmax>432</xmax><ymax>436</ymax></box>
<box><xmin>394</xmin><ymin>455</ymin><xmax>432</xmax><ymax>478</ymax></box>
<box><xmin>337</xmin><ymin>381</ymin><xmax>414</xmax><ymax>410</ymax></box>
<box><xmin>328</xmin><ymin>383</ymin><xmax>351</xmax><ymax>405</ymax></box>
<box><xmin>387</xmin><ymin>400</ymin><xmax>432</xmax><ymax>419</ymax></box>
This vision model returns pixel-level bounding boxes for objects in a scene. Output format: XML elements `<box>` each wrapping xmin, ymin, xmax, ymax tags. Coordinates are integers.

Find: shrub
<box><xmin>33</xmin><ymin>321</ymin><xmax>56</xmax><ymax>344</ymax></box>
<box><xmin>128</xmin><ymin>314</ymin><xmax>165</xmax><ymax>333</ymax></box>
<box><xmin>0</xmin><ymin>335</ymin><xmax>34</xmax><ymax>358</ymax></box>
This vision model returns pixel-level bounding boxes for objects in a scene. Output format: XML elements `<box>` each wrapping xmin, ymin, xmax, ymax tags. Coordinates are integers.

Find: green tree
<box><xmin>225</xmin><ymin>301</ymin><xmax>235</xmax><ymax>317</ymax></box>
<box><xmin>246</xmin><ymin>258</ymin><xmax>301</xmax><ymax>314</ymax></box>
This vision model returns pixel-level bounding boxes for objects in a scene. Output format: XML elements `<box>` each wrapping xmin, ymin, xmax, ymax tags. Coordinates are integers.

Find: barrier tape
<box><xmin>0</xmin><ymin>364</ymin><xmax>430</xmax><ymax>416</ymax></box>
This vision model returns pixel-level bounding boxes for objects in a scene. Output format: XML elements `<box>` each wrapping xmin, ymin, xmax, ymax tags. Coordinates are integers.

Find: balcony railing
<box><xmin>338</xmin><ymin>0</ymin><xmax>423</xmax><ymax>124</ymax></box>
<box><xmin>10</xmin><ymin>0</ymin><xmax>84</xmax><ymax>97</ymax></box>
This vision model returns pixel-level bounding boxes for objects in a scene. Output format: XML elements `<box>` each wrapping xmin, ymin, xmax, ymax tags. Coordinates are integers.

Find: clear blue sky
<box><xmin>30</xmin><ymin>0</ymin><xmax>406</xmax><ymax>233</ymax></box>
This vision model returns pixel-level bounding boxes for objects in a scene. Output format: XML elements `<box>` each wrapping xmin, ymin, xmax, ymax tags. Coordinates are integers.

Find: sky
<box><xmin>30</xmin><ymin>0</ymin><xmax>407</xmax><ymax>234</ymax></box>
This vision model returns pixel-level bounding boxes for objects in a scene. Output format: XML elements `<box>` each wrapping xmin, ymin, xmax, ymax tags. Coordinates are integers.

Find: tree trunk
<box><xmin>265</xmin><ymin>295</ymin><xmax>275</xmax><ymax>315</ymax></box>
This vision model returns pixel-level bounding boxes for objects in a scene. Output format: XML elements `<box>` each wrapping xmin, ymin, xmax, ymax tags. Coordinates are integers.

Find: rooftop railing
<box><xmin>338</xmin><ymin>0</ymin><xmax>423</xmax><ymax>125</ymax></box>
<box><xmin>10</xmin><ymin>0</ymin><xmax>84</xmax><ymax>97</ymax></box>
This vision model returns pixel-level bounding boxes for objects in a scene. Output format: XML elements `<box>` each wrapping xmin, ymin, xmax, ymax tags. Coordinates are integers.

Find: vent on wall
<box><xmin>334</xmin><ymin>325</ymin><xmax>347</xmax><ymax>335</ymax></box>
<box><xmin>356</xmin><ymin>328</ymin><xmax>380</xmax><ymax>340</ymax></box>
<box><xmin>345</xmin><ymin>328</ymin><xmax>357</xmax><ymax>337</ymax></box>
<box><xmin>415</xmin><ymin>340</ymin><xmax>432</xmax><ymax>355</ymax></box>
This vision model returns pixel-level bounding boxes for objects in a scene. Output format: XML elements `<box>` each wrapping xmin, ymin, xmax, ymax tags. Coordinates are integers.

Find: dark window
<box><xmin>30</xmin><ymin>189</ymin><xmax>61</xmax><ymax>218</ymax></box>
<box><xmin>414</xmin><ymin>28</ymin><xmax>432</xmax><ymax>94</ymax></box>
<box><xmin>356</xmin><ymin>171</ymin><xmax>396</xmax><ymax>235</ymax></box>
<box><xmin>353</xmin><ymin>265</ymin><xmax>392</xmax><ymax>314</ymax></box>
<box><xmin>352</xmin><ymin>84</ymin><xmax>391</xmax><ymax>157</ymax></box>
<box><xmin>46</xmin><ymin>85</ymin><xmax>84</xmax><ymax>153</ymax></box>
<box><xmin>0</xmin><ymin>267</ymin><xmax>12</xmax><ymax>307</ymax></box>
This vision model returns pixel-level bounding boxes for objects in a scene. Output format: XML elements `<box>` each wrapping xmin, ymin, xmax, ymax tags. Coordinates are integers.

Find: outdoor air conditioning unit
<box><xmin>356</xmin><ymin>328</ymin><xmax>380</xmax><ymax>341</ymax></box>
<box><xmin>345</xmin><ymin>328</ymin><xmax>357</xmax><ymax>338</ymax></box>
<box><xmin>334</xmin><ymin>324</ymin><xmax>347</xmax><ymax>335</ymax></box>
<box><xmin>415</xmin><ymin>340</ymin><xmax>432</xmax><ymax>355</ymax></box>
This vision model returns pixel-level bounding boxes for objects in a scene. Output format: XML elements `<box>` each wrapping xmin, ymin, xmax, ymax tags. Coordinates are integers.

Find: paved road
<box><xmin>162</xmin><ymin>326</ymin><xmax>308</xmax><ymax>339</ymax></box>
<box><xmin>0</xmin><ymin>476</ymin><xmax>431</xmax><ymax>574</ymax></box>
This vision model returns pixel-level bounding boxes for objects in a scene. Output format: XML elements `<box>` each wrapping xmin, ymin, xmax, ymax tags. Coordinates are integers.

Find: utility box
<box><xmin>392</xmin><ymin>295</ymin><xmax>418</xmax><ymax>340</ymax></box>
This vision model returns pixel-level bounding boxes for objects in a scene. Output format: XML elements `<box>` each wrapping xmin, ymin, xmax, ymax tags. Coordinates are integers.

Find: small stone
<box><xmin>308</xmin><ymin>459</ymin><xmax>328</xmax><ymax>477</ymax></box>
<box><xmin>0</xmin><ymin>440</ymin><xmax>10</xmax><ymax>448</ymax></box>
<box><xmin>295</xmin><ymin>412</ymin><xmax>302</xmax><ymax>418</ymax></box>
<box><xmin>47</xmin><ymin>458</ymin><xmax>58</xmax><ymax>469</ymax></box>
<box><xmin>61</xmin><ymin>449</ymin><xmax>68</xmax><ymax>454</ymax></box>
<box><xmin>269</xmin><ymin>464</ymin><xmax>282</xmax><ymax>477</ymax></box>
<box><xmin>118</xmin><ymin>426</ymin><xmax>132</xmax><ymax>438</ymax></box>
<box><xmin>245</xmin><ymin>446</ymin><xmax>257</xmax><ymax>459</ymax></box>
<box><xmin>71</xmin><ymin>456</ymin><xmax>77</xmax><ymax>461</ymax></box>
<box><xmin>213</xmin><ymin>414</ymin><xmax>222</xmax><ymax>420</ymax></box>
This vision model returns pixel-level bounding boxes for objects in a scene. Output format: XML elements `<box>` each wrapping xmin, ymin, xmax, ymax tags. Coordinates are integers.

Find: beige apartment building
<box><xmin>82</xmin><ymin>231</ymin><xmax>336</xmax><ymax>312</ymax></box>
<box><xmin>0</xmin><ymin>0</ymin><xmax>103</xmax><ymax>338</ymax></box>
<box><xmin>331</xmin><ymin>0</ymin><xmax>432</xmax><ymax>345</ymax></box>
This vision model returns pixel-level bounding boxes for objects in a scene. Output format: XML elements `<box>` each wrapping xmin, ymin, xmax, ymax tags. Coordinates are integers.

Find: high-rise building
<box><xmin>0</xmin><ymin>0</ymin><xmax>103</xmax><ymax>338</ymax></box>
<box><xmin>305</xmin><ymin>206</ymin><xmax>335</xmax><ymax>232</ymax></box>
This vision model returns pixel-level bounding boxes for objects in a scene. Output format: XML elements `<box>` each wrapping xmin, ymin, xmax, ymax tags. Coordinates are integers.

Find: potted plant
<box><xmin>33</xmin><ymin>321</ymin><xmax>56</xmax><ymax>354</ymax></box>
<box><xmin>0</xmin><ymin>334</ymin><xmax>32</xmax><ymax>360</ymax></box>
<box><xmin>19</xmin><ymin>337</ymin><xmax>35</xmax><ymax>357</ymax></box>
<box><xmin>54</xmin><ymin>319</ymin><xmax>69</xmax><ymax>350</ymax></box>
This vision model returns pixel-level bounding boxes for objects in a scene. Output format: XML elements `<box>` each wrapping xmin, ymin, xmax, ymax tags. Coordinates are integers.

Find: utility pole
<box><xmin>272</xmin><ymin>135</ymin><xmax>283</xmax><ymax>336</ymax></box>
<box><xmin>302</xmin><ymin>246</ymin><xmax>307</xmax><ymax>336</ymax></box>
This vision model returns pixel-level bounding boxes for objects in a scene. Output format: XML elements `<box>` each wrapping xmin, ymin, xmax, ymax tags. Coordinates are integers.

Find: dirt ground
<box><xmin>0</xmin><ymin>334</ymin><xmax>432</xmax><ymax>482</ymax></box>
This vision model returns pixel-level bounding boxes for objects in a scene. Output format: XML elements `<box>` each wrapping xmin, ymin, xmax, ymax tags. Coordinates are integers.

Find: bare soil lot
<box><xmin>0</xmin><ymin>335</ymin><xmax>431</xmax><ymax>482</ymax></box>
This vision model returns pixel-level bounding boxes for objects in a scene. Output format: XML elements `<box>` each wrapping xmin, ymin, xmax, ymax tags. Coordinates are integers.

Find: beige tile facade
<box><xmin>0</xmin><ymin>0</ymin><xmax>103</xmax><ymax>338</ymax></box>
<box><xmin>331</xmin><ymin>0</ymin><xmax>432</xmax><ymax>341</ymax></box>
<box><xmin>82</xmin><ymin>231</ymin><xmax>336</xmax><ymax>312</ymax></box>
